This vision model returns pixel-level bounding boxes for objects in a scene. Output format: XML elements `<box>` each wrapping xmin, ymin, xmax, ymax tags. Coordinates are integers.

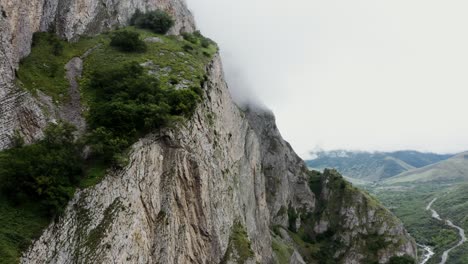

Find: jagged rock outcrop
<box><xmin>0</xmin><ymin>0</ymin><xmax>195</xmax><ymax>149</ymax></box>
<box><xmin>311</xmin><ymin>170</ymin><xmax>417</xmax><ymax>263</ymax></box>
<box><xmin>22</xmin><ymin>54</ymin><xmax>416</xmax><ymax>263</ymax></box>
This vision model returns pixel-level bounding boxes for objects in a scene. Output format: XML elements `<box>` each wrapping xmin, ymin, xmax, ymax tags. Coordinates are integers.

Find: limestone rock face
<box><xmin>22</xmin><ymin>55</ymin><xmax>275</xmax><ymax>264</ymax></box>
<box><xmin>0</xmin><ymin>0</ymin><xmax>195</xmax><ymax>149</ymax></box>
<box><xmin>21</xmin><ymin>55</ymin><xmax>416</xmax><ymax>264</ymax></box>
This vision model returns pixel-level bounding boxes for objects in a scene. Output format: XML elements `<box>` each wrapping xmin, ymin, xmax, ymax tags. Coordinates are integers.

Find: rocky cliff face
<box><xmin>21</xmin><ymin>55</ymin><xmax>416</xmax><ymax>263</ymax></box>
<box><xmin>22</xmin><ymin>54</ymin><xmax>274</xmax><ymax>264</ymax></box>
<box><xmin>0</xmin><ymin>0</ymin><xmax>195</xmax><ymax>149</ymax></box>
<box><xmin>1</xmin><ymin>0</ymin><xmax>417</xmax><ymax>263</ymax></box>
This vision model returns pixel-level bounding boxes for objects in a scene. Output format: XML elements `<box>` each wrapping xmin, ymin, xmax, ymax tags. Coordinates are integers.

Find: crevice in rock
<box><xmin>60</xmin><ymin>56</ymin><xmax>85</xmax><ymax>134</ymax></box>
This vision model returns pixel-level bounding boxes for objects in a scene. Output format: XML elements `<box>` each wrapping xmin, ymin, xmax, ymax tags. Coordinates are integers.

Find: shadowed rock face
<box><xmin>0</xmin><ymin>0</ymin><xmax>195</xmax><ymax>149</ymax></box>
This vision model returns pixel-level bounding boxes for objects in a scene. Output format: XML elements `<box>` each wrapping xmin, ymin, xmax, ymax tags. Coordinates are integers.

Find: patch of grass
<box><xmin>221</xmin><ymin>223</ymin><xmax>254</xmax><ymax>264</ymax></box>
<box><xmin>80</xmin><ymin>199</ymin><xmax>122</xmax><ymax>261</ymax></box>
<box><xmin>0</xmin><ymin>197</ymin><xmax>49</xmax><ymax>264</ymax></box>
<box><xmin>182</xmin><ymin>30</ymin><xmax>217</xmax><ymax>49</ymax></box>
<box><xmin>81</xmin><ymin>27</ymin><xmax>217</xmax><ymax>102</ymax></box>
<box><xmin>286</xmin><ymin>229</ymin><xmax>322</xmax><ymax>263</ymax></box>
<box><xmin>17</xmin><ymin>33</ymin><xmax>105</xmax><ymax>103</ymax></box>
<box><xmin>79</xmin><ymin>160</ymin><xmax>108</xmax><ymax>188</ymax></box>
<box><xmin>271</xmin><ymin>235</ymin><xmax>294</xmax><ymax>264</ymax></box>
<box><xmin>17</xmin><ymin>26</ymin><xmax>218</xmax><ymax>106</ymax></box>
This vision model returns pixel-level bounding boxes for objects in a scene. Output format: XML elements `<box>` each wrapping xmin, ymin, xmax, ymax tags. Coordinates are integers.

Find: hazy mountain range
<box><xmin>306</xmin><ymin>150</ymin><xmax>453</xmax><ymax>182</ymax></box>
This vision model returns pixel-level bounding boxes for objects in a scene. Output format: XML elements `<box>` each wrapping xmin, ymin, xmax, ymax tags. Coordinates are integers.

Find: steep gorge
<box><xmin>0</xmin><ymin>0</ymin><xmax>417</xmax><ymax>263</ymax></box>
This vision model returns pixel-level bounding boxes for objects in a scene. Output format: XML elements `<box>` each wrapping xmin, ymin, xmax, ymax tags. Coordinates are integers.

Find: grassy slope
<box><xmin>0</xmin><ymin>198</ymin><xmax>49</xmax><ymax>264</ymax></box>
<box><xmin>17</xmin><ymin>34</ymin><xmax>104</xmax><ymax>103</ymax></box>
<box><xmin>2</xmin><ymin>27</ymin><xmax>217</xmax><ymax>263</ymax></box>
<box><xmin>384</xmin><ymin>152</ymin><xmax>468</xmax><ymax>184</ymax></box>
<box><xmin>306</xmin><ymin>150</ymin><xmax>452</xmax><ymax>182</ymax></box>
<box><xmin>18</xmin><ymin>27</ymin><xmax>217</xmax><ymax>105</ymax></box>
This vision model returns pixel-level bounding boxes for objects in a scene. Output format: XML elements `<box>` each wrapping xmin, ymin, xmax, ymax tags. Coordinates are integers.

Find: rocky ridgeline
<box><xmin>0</xmin><ymin>0</ymin><xmax>416</xmax><ymax>263</ymax></box>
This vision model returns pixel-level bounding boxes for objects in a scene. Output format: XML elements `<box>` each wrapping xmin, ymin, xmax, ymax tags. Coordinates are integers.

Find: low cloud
<box><xmin>187</xmin><ymin>0</ymin><xmax>468</xmax><ymax>158</ymax></box>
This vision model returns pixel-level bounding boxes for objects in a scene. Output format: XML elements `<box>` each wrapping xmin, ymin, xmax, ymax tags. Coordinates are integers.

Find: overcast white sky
<box><xmin>186</xmin><ymin>0</ymin><xmax>468</xmax><ymax>158</ymax></box>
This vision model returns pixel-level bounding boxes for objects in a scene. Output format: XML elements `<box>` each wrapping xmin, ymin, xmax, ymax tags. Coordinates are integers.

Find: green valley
<box><xmin>309</xmin><ymin>150</ymin><xmax>468</xmax><ymax>264</ymax></box>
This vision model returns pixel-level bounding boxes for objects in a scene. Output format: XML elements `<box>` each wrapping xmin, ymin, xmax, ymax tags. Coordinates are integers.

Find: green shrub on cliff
<box><xmin>85</xmin><ymin>62</ymin><xmax>202</xmax><ymax>165</ymax></box>
<box><xmin>182</xmin><ymin>30</ymin><xmax>216</xmax><ymax>49</ymax></box>
<box><xmin>110</xmin><ymin>31</ymin><xmax>147</xmax><ymax>52</ymax></box>
<box><xmin>0</xmin><ymin>123</ymin><xmax>82</xmax><ymax>215</ymax></box>
<box><xmin>130</xmin><ymin>10</ymin><xmax>175</xmax><ymax>34</ymax></box>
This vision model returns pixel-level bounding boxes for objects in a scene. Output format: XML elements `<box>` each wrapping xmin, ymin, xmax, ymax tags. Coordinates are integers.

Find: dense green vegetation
<box><xmin>86</xmin><ymin>62</ymin><xmax>202</xmax><ymax>165</ymax></box>
<box><xmin>182</xmin><ymin>30</ymin><xmax>216</xmax><ymax>49</ymax></box>
<box><xmin>367</xmin><ymin>182</ymin><xmax>465</xmax><ymax>263</ymax></box>
<box><xmin>110</xmin><ymin>30</ymin><xmax>147</xmax><ymax>52</ymax></box>
<box><xmin>18</xmin><ymin>27</ymin><xmax>217</xmax><ymax>105</ymax></box>
<box><xmin>0</xmin><ymin>123</ymin><xmax>82</xmax><ymax>215</ymax></box>
<box><xmin>361</xmin><ymin>154</ymin><xmax>468</xmax><ymax>263</ymax></box>
<box><xmin>0</xmin><ymin>123</ymin><xmax>83</xmax><ymax>263</ymax></box>
<box><xmin>3</xmin><ymin>10</ymin><xmax>219</xmax><ymax>263</ymax></box>
<box><xmin>130</xmin><ymin>10</ymin><xmax>175</xmax><ymax>34</ymax></box>
<box><xmin>0</xmin><ymin>198</ymin><xmax>49</xmax><ymax>263</ymax></box>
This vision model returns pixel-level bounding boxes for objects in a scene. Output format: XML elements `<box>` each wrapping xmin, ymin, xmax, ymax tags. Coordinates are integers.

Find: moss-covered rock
<box><xmin>221</xmin><ymin>223</ymin><xmax>255</xmax><ymax>264</ymax></box>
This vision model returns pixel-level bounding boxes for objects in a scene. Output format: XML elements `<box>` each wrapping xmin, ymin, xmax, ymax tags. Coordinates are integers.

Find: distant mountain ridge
<box><xmin>370</xmin><ymin>152</ymin><xmax>468</xmax><ymax>263</ymax></box>
<box><xmin>383</xmin><ymin>151</ymin><xmax>468</xmax><ymax>184</ymax></box>
<box><xmin>306</xmin><ymin>150</ymin><xmax>453</xmax><ymax>182</ymax></box>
